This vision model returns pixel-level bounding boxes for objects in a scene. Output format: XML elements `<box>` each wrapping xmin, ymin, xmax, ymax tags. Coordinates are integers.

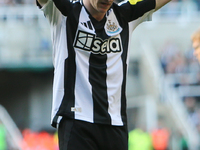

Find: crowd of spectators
<box><xmin>159</xmin><ymin>0</ymin><xmax>200</xmax><ymax>18</ymax></box>
<box><xmin>159</xmin><ymin>40</ymin><xmax>200</xmax><ymax>145</ymax></box>
<box><xmin>128</xmin><ymin>118</ymin><xmax>172</xmax><ymax>150</ymax></box>
<box><xmin>0</xmin><ymin>0</ymin><xmax>31</xmax><ymax>5</ymax></box>
<box><xmin>0</xmin><ymin>0</ymin><xmax>122</xmax><ymax>6</ymax></box>
<box><xmin>20</xmin><ymin>129</ymin><xmax>58</xmax><ymax>150</ymax></box>
<box><xmin>160</xmin><ymin>41</ymin><xmax>200</xmax><ymax>75</ymax></box>
<box><xmin>0</xmin><ymin>0</ymin><xmax>199</xmax><ymax>11</ymax></box>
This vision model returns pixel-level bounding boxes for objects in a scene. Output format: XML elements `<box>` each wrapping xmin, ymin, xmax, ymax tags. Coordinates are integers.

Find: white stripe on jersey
<box><xmin>73</xmin><ymin>7</ymin><xmax>94</xmax><ymax>122</ymax></box>
<box><xmin>106</xmin><ymin>38</ymin><xmax>123</xmax><ymax>125</ymax></box>
<box><xmin>74</xmin><ymin>50</ymin><xmax>94</xmax><ymax>122</ymax></box>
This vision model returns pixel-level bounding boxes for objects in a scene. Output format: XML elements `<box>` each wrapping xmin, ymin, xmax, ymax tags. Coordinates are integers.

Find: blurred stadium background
<box><xmin>0</xmin><ymin>0</ymin><xmax>200</xmax><ymax>149</ymax></box>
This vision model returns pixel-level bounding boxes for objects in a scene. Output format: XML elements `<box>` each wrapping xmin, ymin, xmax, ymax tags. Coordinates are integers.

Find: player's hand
<box><xmin>194</xmin><ymin>48</ymin><xmax>200</xmax><ymax>62</ymax></box>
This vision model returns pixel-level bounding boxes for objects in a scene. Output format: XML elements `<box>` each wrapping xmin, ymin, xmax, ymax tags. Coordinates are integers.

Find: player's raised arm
<box><xmin>155</xmin><ymin>0</ymin><xmax>171</xmax><ymax>11</ymax></box>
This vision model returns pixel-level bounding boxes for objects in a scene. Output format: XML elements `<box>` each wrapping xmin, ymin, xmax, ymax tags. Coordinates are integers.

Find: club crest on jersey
<box><xmin>105</xmin><ymin>20</ymin><xmax>122</xmax><ymax>36</ymax></box>
<box><xmin>74</xmin><ymin>30</ymin><xmax>121</xmax><ymax>54</ymax></box>
<box><xmin>107</xmin><ymin>20</ymin><xmax>118</xmax><ymax>32</ymax></box>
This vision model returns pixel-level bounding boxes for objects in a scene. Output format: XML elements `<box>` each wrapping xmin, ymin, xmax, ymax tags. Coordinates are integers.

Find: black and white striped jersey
<box><xmin>37</xmin><ymin>0</ymin><xmax>155</xmax><ymax>128</ymax></box>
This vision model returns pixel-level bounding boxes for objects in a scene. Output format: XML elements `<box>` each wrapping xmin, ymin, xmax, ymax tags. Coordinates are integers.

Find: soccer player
<box><xmin>36</xmin><ymin>0</ymin><xmax>171</xmax><ymax>149</ymax></box>
<box><xmin>191</xmin><ymin>28</ymin><xmax>200</xmax><ymax>62</ymax></box>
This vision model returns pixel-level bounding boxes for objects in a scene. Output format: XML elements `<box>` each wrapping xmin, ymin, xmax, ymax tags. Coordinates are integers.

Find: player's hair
<box><xmin>191</xmin><ymin>28</ymin><xmax>200</xmax><ymax>42</ymax></box>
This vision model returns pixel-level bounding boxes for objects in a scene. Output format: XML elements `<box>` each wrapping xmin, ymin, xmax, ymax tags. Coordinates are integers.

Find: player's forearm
<box><xmin>155</xmin><ymin>0</ymin><xmax>171</xmax><ymax>11</ymax></box>
<box><xmin>37</xmin><ymin>0</ymin><xmax>48</xmax><ymax>7</ymax></box>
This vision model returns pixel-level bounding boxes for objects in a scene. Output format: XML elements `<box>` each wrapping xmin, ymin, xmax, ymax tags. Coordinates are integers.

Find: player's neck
<box><xmin>83</xmin><ymin>0</ymin><xmax>107</xmax><ymax>21</ymax></box>
<box><xmin>87</xmin><ymin>10</ymin><xmax>106</xmax><ymax>22</ymax></box>
<box><xmin>90</xmin><ymin>12</ymin><xmax>106</xmax><ymax>22</ymax></box>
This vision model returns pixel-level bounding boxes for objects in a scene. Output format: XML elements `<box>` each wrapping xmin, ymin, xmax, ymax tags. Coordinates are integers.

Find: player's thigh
<box><xmin>58</xmin><ymin>118</ymin><xmax>99</xmax><ymax>150</ymax></box>
<box><xmin>104</xmin><ymin>125</ymin><xmax>128</xmax><ymax>150</ymax></box>
<box><xmin>58</xmin><ymin>118</ymin><xmax>73</xmax><ymax>150</ymax></box>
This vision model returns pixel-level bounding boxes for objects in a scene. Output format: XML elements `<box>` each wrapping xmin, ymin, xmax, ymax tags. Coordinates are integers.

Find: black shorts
<box><xmin>58</xmin><ymin>118</ymin><xmax>128</xmax><ymax>150</ymax></box>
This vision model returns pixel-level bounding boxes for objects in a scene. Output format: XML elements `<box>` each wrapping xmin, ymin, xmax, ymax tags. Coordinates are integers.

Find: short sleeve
<box><xmin>118</xmin><ymin>0</ymin><xmax>156</xmax><ymax>22</ymax></box>
<box><xmin>36</xmin><ymin>0</ymin><xmax>73</xmax><ymax>16</ymax></box>
<box><xmin>36</xmin><ymin>0</ymin><xmax>63</xmax><ymax>26</ymax></box>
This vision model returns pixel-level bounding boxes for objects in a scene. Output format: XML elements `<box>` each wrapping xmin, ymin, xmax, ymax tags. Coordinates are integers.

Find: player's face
<box><xmin>193</xmin><ymin>39</ymin><xmax>200</xmax><ymax>62</ymax></box>
<box><xmin>89</xmin><ymin>0</ymin><xmax>114</xmax><ymax>14</ymax></box>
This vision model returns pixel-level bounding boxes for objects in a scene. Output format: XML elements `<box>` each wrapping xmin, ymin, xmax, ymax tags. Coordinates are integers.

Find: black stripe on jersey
<box><xmin>120</xmin><ymin>33</ymin><xmax>128</xmax><ymax>125</ymax></box>
<box><xmin>113</xmin><ymin>6</ymin><xmax>128</xmax><ymax>125</ymax></box>
<box><xmin>89</xmin><ymin>16</ymin><xmax>111</xmax><ymax>124</ymax></box>
<box><xmin>56</xmin><ymin>3</ymin><xmax>82</xmax><ymax>120</ymax></box>
<box><xmin>89</xmin><ymin>53</ymin><xmax>111</xmax><ymax>123</ymax></box>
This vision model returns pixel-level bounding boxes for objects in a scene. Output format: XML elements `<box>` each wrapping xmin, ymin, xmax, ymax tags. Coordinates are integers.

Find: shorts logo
<box><xmin>71</xmin><ymin>107</ymin><xmax>82</xmax><ymax>112</ymax></box>
<box><xmin>74</xmin><ymin>30</ymin><xmax>121</xmax><ymax>54</ymax></box>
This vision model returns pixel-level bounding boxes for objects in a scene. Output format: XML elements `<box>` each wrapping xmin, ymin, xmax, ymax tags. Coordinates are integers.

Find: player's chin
<box><xmin>98</xmin><ymin>7</ymin><xmax>110</xmax><ymax>13</ymax></box>
<box><xmin>98</xmin><ymin>4</ymin><xmax>111</xmax><ymax>12</ymax></box>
